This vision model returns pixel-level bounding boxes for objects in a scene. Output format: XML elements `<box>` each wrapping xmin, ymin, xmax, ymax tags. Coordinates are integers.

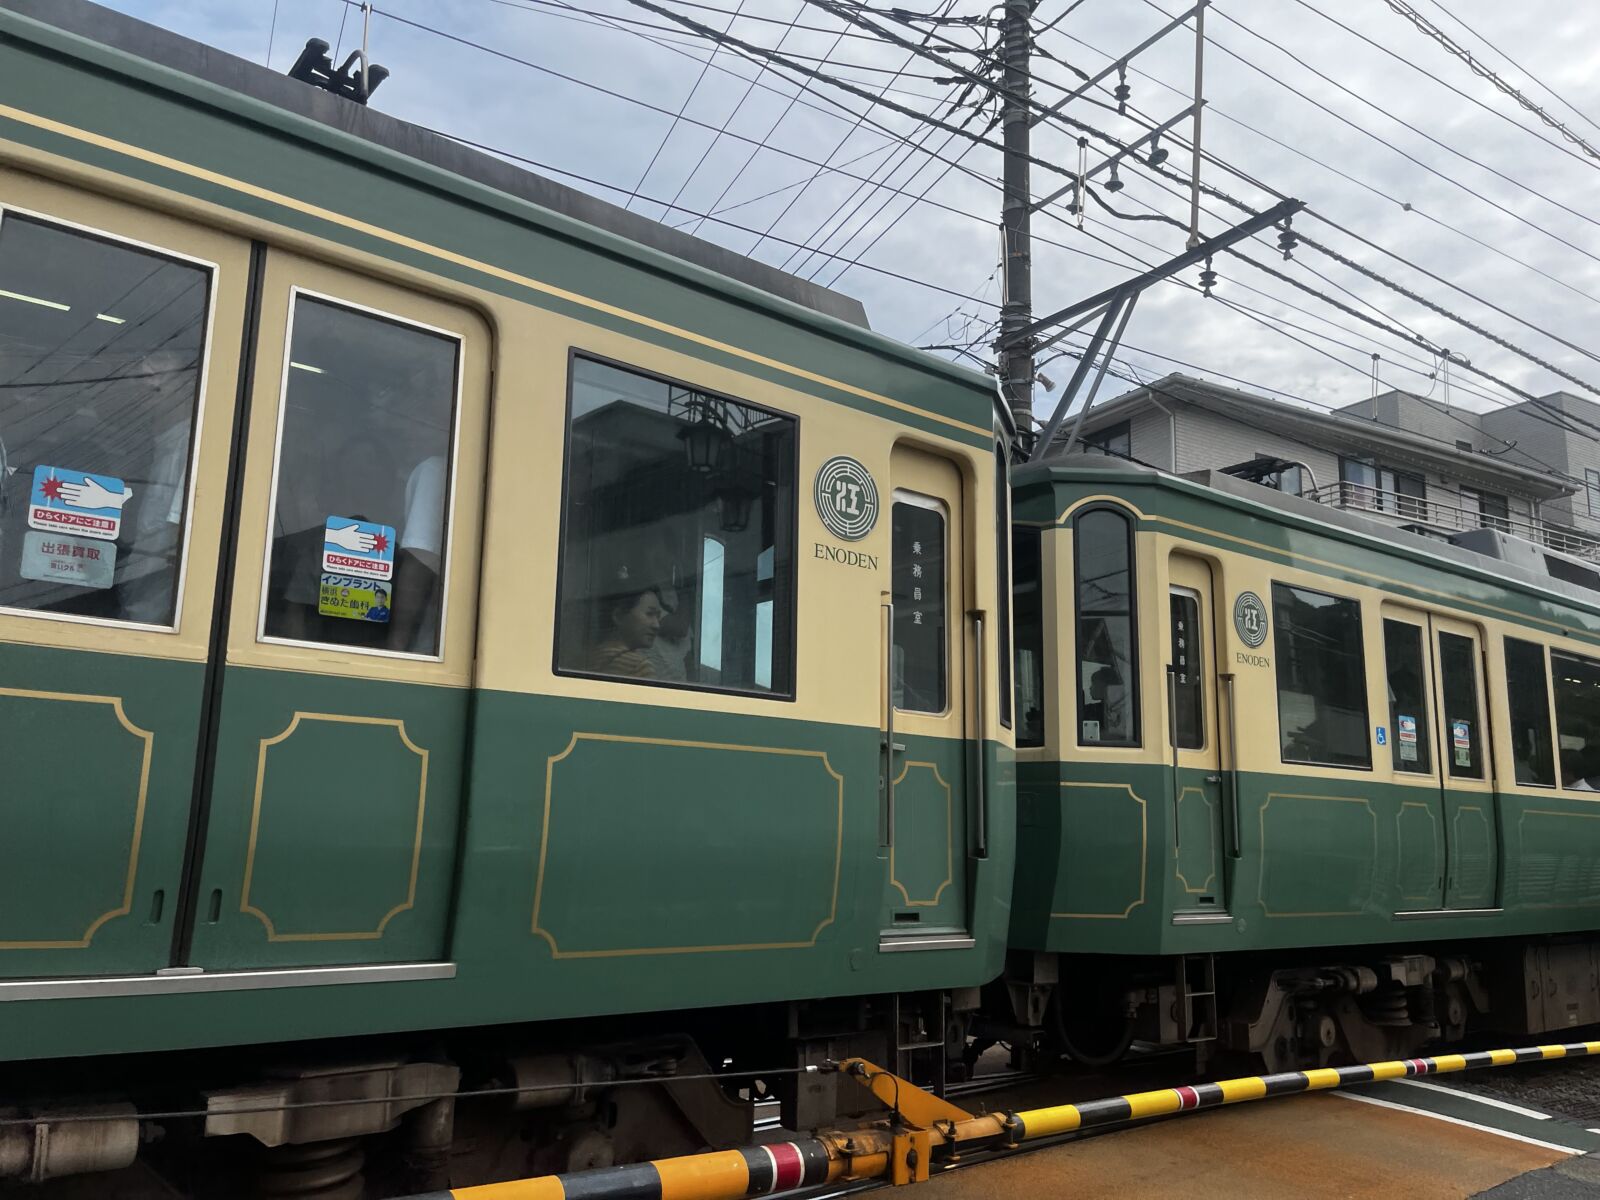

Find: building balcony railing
<box><xmin>1301</xmin><ymin>481</ymin><xmax>1600</xmax><ymax>561</ymax></box>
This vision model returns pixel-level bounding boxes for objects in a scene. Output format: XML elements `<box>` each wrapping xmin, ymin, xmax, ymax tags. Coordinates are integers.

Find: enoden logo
<box><xmin>813</xmin><ymin>456</ymin><xmax>879</xmax><ymax>542</ymax></box>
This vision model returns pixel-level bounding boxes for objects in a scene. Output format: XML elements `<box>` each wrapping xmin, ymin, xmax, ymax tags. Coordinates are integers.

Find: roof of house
<box><xmin>1062</xmin><ymin>373</ymin><xmax>1573</xmax><ymax>500</ymax></box>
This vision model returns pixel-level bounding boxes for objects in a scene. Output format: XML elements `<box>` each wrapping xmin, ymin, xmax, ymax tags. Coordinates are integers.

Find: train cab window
<box><xmin>555</xmin><ymin>356</ymin><xmax>795</xmax><ymax>696</ymax></box>
<box><xmin>1505</xmin><ymin>637</ymin><xmax>1555</xmax><ymax>787</ymax></box>
<box><xmin>0</xmin><ymin>212</ymin><xmax>211</xmax><ymax>626</ymax></box>
<box><xmin>1438</xmin><ymin>631</ymin><xmax>1483</xmax><ymax>779</ymax></box>
<box><xmin>892</xmin><ymin>495</ymin><xmax>948</xmax><ymax>713</ymax></box>
<box><xmin>1382</xmin><ymin>619</ymin><xmax>1431</xmax><ymax>774</ymax></box>
<box><xmin>1168</xmin><ymin>590</ymin><xmax>1203</xmax><ymax>749</ymax></box>
<box><xmin>1075</xmin><ymin>507</ymin><xmax>1138</xmax><ymax>746</ymax></box>
<box><xmin>260</xmin><ymin>294</ymin><xmax>459</xmax><ymax>656</ymax></box>
<box><xmin>1552</xmin><ymin>649</ymin><xmax>1600</xmax><ymax>791</ymax></box>
<box><xmin>1271</xmin><ymin>583</ymin><xmax>1370</xmax><ymax>768</ymax></box>
<box><xmin>1013</xmin><ymin>526</ymin><xmax>1045</xmax><ymax>747</ymax></box>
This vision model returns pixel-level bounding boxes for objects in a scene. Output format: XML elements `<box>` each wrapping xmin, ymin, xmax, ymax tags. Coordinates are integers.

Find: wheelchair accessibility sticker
<box><xmin>321</xmin><ymin>516</ymin><xmax>396</xmax><ymax>582</ymax></box>
<box><xmin>27</xmin><ymin>465</ymin><xmax>133</xmax><ymax>542</ymax></box>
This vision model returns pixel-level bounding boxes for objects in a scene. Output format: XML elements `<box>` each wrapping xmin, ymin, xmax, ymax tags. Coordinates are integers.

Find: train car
<box><xmin>0</xmin><ymin>1</ymin><xmax>1014</xmax><ymax>1192</ymax></box>
<box><xmin>1003</xmin><ymin>454</ymin><xmax>1600</xmax><ymax>1074</ymax></box>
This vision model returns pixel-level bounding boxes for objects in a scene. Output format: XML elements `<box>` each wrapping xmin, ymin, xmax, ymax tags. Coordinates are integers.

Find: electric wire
<box><xmin>1378</xmin><ymin>0</ymin><xmax>1600</xmax><ymax>162</ymax></box>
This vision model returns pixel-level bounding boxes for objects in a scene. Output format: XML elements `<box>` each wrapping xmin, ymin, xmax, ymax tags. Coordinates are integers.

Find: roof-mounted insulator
<box><xmin>287</xmin><ymin>37</ymin><xmax>388</xmax><ymax>104</ymax></box>
<box><xmin>1199</xmin><ymin>255</ymin><xmax>1217</xmax><ymax>297</ymax></box>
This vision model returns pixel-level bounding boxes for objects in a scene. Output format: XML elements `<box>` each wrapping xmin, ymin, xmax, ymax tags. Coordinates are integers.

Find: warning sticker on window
<box><xmin>321</xmin><ymin>516</ymin><xmax>396</xmax><ymax>582</ymax></box>
<box><xmin>27</xmin><ymin>465</ymin><xmax>133</xmax><ymax>542</ymax></box>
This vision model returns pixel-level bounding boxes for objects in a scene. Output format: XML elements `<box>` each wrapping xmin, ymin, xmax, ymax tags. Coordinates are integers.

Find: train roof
<box><xmin>0</xmin><ymin>0</ymin><xmax>1002</xmax><ymax>442</ymax></box>
<box><xmin>0</xmin><ymin>0</ymin><xmax>874</xmax><ymax>329</ymax></box>
<box><xmin>1015</xmin><ymin>454</ymin><xmax>1600</xmax><ymax>623</ymax></box>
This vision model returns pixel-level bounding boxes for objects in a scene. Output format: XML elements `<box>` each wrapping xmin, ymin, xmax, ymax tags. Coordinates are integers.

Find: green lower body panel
<box><xmin>1013</xmin><ymin>760</ymin><xmax>1600</xmax><ymax>956</ymax></box>
<box><xmin>0</xmin><ymin>666</ymin><xmax>1015</xmax><ymax>1063</ymax></box>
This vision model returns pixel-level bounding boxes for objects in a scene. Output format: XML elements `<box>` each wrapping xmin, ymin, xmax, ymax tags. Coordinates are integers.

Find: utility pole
<box><xmin>996</xmin><ymin>0</ymin><xmax>1035</xmax><ymax>437</ymax></box>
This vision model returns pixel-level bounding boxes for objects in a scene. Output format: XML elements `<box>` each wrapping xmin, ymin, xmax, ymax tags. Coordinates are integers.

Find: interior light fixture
<box><xmin>95</xmin><ymin>313</ymin><xmax>126</xmax><ymax>324</ymax></box>
<box><xmin>0</xmin><ymin>288</ymin><xmax>69</xmax><ymax>312</ymax></box>
<box><xmin>289</xmin><ymin>361</ymin><xmax>325</xmax><ymax>374</ymax></box>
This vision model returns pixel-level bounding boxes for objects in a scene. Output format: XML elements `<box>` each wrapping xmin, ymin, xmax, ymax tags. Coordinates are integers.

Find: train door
<box><xmin>0</xmin><ymin>185</ymin><xmax>251</xmax><ymax>980</ymax></box>
<box><xmin>1167</xmin><ymin>556</ymin><xmax>1226</xmax><ymax>913</ymax></box>
<box><xmin>1381</xmin><ymin>609</ymin><xmax>1445</xmax><ymax>911</ymax></box>
<box><xmin>881</xmin><ymin>447</ymin><xmax>970</xmax><ymax>945</ymax></box>
<box><xmin>1431</xmin><ymin>615</ymin><xmax>1497</xmax><ymax>910</ymax></box>
<box><xmin>178</xmin><ymin>251</ymin><xmax>490</xmax><ymax>971</ymax></box>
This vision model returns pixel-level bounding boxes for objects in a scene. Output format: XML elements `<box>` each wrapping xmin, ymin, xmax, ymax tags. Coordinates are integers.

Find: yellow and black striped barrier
<box><xmin>401</xmin><ymin>1041</ymin><xmax>1600</xmax><ymax>1199</ymax></box>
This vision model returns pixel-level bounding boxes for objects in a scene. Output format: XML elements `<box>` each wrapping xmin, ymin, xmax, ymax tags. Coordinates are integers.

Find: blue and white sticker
<box><xmin>27</xmin><ymin>465</ymin><xmax>133</xmax><ymax>542</ymax></box>
<box><xmin>1376</xmin><ymin>726</ymin><xmax>1388</xmax><ymax>747</ymax></box>
<box><xmin>321</xmin><ymin>516</ymin><xmax>396</xmax><ymax>582</ymax></box>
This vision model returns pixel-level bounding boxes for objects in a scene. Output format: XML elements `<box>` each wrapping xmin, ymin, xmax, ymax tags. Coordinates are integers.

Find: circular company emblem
<box><xmin>1233</xmin><ymin>591</ymin><xmax>1268</xmax><ymax>649</ymax></box>
<box><xmin>814</xmin><ymin>456</ymin><xmax>880</xmax><ymax>542</ymax></box>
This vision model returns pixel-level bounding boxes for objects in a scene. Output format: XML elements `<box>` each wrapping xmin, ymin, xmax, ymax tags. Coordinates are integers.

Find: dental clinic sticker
<box><xmin>318</xmin><ymin>516</ymin><xmax>396</xmax><ymax>624</ymax></box>
<box><xmin>1452</xmin><ymin>719</ymin><xmax>1472</xmax><ymax>767</ymax></box>
<box><xmin>27</xmin><ymin>465</ymin><xmax>132</xmax><ymax>541</ymax></box>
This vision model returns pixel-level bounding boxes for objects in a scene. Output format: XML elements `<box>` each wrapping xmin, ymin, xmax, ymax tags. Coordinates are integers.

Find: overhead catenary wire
<box><xmin>1378</xmin><ymin>0</ymin><xmax>1600</xmax><ymax>163</ymax></box>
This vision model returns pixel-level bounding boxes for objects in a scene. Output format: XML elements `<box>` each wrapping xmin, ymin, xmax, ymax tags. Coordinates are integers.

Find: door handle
<box><xmin>883</xmin><ymin>602</ymin><xmax>896</xmax><ymax>850</ymax></box>
<box><xmin>972</xmin><ymin>611</ymin><xmax>988</xmax><ymax>859</ymax></box>
<box><xmin>1221</xmin><ymin>673</ymin><xmax>1242</xmax><ymax>858</ymax></box>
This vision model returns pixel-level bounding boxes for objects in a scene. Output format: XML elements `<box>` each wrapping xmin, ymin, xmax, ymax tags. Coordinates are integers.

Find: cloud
<box><xmin>99</xmin><ymin>0</ymin><xmax>1600</xmax><ymax>420</ymax></box>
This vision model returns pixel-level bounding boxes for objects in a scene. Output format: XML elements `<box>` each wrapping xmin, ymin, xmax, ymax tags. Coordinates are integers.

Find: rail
<box><xmin>1301</xmin><ymin>480</ymin><xmax>1600</xmax><ymax>560</ymax></box>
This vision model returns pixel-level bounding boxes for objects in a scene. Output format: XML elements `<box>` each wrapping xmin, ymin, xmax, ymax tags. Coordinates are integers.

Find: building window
<box><xmin>1461</xmin><ymin>487</ymin><xmax>1510</xmax><ymax>533</ymax></box>
<box><xmin>1553</xmin><ymin>649</ymin><xmax>1600</xmax><ymax>790</ymax></box>
<box><xmin>555</xmin><ymin>355</ymin><xmax>796</xmax><ymax>696</ymax></box>
<box><xmin>1438</xmin><ymin>630</ymin><xmax>1483</xmax><ymax>779</ymax></box>
<box><xmin>261</xmin><ymin>295</ymin><xmax>459</xmax><ymax>656</ymax></box>
<box><xmin>1382</xmin><ymin>619</ymin><xmax>1431</xmax><ymax>775</ymax></box>
<box><xmin>892</xmin><ymin>495</ymin><xmax>948</xmax><ymax>714</ymax></box>
<box><xmin>1082</xmin><ymin>420</ymin><xmax>1130</xmax><ymax>460</ymax></box>
<box><xmin>1013</xmin><ymin>527</ymin><xmax>1045</xmax><ymax>748</ymax></box>
<box><xmin>1505</xmin><ymin>637</ymin><xmax>1555</xmax><ymax>787</ymax></box>
<box><xmin>1272</xmin><ymin>583</ymin><xmax>1370</xmax><ymax>768</ymax></box>
<box><xmin>1587</xmin><ymin>469</ymin><xmax>1600</xmax><ymax>518</ymax></box>
<box><xmin>1338</xmin><ymin>456</ymin><xmax>1423</xmax><ymax>517</ymax></box>
<box><xmin>1075</xmin><ymin>506</ymin><xmax>1138</xmax><ymax>746</ymax></box>
<box><xmin>0</xmin><ymin>212</ymin><xmax>212</xmax><ymax>627</ymax></box>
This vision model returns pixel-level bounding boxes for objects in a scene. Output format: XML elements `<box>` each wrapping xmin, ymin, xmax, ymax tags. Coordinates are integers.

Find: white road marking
<box><xmin>1389</xmin><ymin>1078</ymin><xmax>1553</xmax><ymax>1120</ymax></box>
<box><xmin>1332</xmin><ymin>1090</ymin><xmax>1582</xmax><ymax>1155</ymax></box>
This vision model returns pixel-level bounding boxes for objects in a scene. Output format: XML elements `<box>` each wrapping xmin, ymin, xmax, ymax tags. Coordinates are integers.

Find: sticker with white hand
<box><xmin>57</xmin><ymin>477</ymin><xmax>134</xmax><ymax>510</ymax></box>
<box><xmin>324</xmin><ymin>522</ymin><xmax>377</xmax><ymax>554</ymax></box>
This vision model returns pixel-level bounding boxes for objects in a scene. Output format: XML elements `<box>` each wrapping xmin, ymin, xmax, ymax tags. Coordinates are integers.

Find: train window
<box><xmin>1168</xmin><ymin>590</ymin><xmax>1203</xmax><ymax>749</ymax></box>
<box><xmin>1013</xmin><ymin>527</ymin><xmax>1045</xmax><ymax>747</ymax></box>
<box><xmin>1552</xmin><ymin>649</ymin><xmax>1600</xmax><ymax>791</ymax></box>
<box><xmin>995</xmin><ymin>443</ymin><xmax>1013</xmax><ymax>729</ymax></box>
<box><xmin>260</xmin><ymin>294</ymin><xmax>458</xmax><ymax>656</ymax></box>
<box><xmin>1271</xmin><ymin>583</ymin><xmax>1370</xmax><ymax>768</ymax></box>
<box><xmin>555</xmin><ymin>356</ymin><xmax>795</xmax><ymax>697</ymax></box>
<box><xmin>1505</xmin><ymin>637</ymin><xmax>1555</xmax><ymax>787</ymax></box>
<box><xmin>1438</xmin><ymin>631</ymin><xmax>1483</xmax><ymax>779</ymax></box>
<box><xmin>1382</xmin><ymin>619</ymin><xmax>1431</xmax><ymax>774</ymax></box>
<box><xmin>892</xmin><ymin>494</ymin><xmax>948</xmax><ymax>713</ymax></box>
<box><xmin>1075</xmin><ymin>507</ymin><xmax>1138</xmax><ymax>746</ymax></box>
<box><xmin>0</xmin><ymin>212</ymin><xmax>211</xmax><ymax>627</ymax></box>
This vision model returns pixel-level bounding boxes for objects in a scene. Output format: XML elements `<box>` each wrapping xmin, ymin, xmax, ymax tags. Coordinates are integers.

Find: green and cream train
<box><xmin>2</xmin><ymin>0</ymin><xmax>1600</xmax><ymax>1194</ymax></box>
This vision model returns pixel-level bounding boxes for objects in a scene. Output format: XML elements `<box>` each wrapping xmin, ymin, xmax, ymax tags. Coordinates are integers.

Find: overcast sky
<box><xmin>99</xmin><ymin>0</ymin><xmax>1600</xmax><ymax>424</ymax></box>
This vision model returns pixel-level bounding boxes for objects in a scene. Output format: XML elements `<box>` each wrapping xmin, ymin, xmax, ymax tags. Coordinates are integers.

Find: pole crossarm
<box><xmin>1000</xmin><ymin>197</ymin><xmax>1303</xmax><ymax>350</ymax></box>
<box><xmin>1027</xmin><ymin>1</ymin><xmax>1207</xmax><ymax>129</ymax></box>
